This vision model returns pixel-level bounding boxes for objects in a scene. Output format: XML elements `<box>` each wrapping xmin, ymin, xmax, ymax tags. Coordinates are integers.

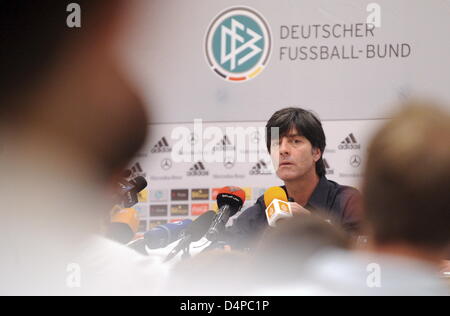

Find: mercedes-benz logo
<box><xmin>161</xmin><ymin>158</ymin><xmax>172</xmax><ymax>170</ymax></box>
<box><xmin>350</xmin><ymin>155</ymin><xmax>361</xmax><ymax>168</ymax></box>
<box><xmin>224</xmin><ymin>159</ymin><xmax>235</xmax><ymax>169</ymax></box>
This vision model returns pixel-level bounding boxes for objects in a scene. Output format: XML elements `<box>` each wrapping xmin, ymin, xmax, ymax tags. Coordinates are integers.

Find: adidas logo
<box><xmin>338</xmin><ymin>133</ymin><xmax>361</xmax><ymax>150</ymax></box>
<box><xmin>219</xmin><ymin>135</ymin><xmax>232</xmax><ymax>146</ymax></box>
<box><xmin>323</xmin><ymin>159</ymin><xmax>334</xmax><ymax>175</ymax></box>
<box><xmin>151</xmin><ymin>137</ymin><xmax>172</xmax><ymax>153</ymax></box>
<box><xmin>130</xmin><ymin>162</ymin><xmax>146</xmax><ymax>178</ymax></box>
<box><xmin>249</xmin><ymin>160</ymin><xmax>272</xmax><ymax>175</ymax></box>
<box><xmin>187</xmin><ymin>161</ymin><xmax>209</xmax><ymax>176</ymax></box>
<box><xmin>212</xmin><ymin>135</ymin><xmax>235</xmax><ymax>152</ymax></box>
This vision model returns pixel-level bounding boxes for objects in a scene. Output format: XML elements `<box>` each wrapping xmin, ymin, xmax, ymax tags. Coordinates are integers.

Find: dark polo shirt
<box><xmin>224</xmin><ymin>176</ymin><xmax>363</xmax><ymax>250</ymax></box>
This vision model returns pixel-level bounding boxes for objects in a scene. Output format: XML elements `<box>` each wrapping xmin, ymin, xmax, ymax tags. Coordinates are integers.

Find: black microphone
<box><xmin>126</xmin><ymin>219</ymin><xmax>194</xmax><ymax>256</ymax></box>
<box><xmin>165</xmin><ymin>211</ymin><xmax>216</xmax><ymax>262</ymax></box>
<box><xmin>116</xmin><ymin>176</ymin><xmax>147</xmax><ymax>208</ymax></box>
<box><xmin>206</xmin><ymin>186</ymin><xmax>245</xmax><ymax>242</ymax></box>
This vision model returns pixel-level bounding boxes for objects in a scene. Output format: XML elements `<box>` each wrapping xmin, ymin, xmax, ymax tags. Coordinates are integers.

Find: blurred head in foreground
<box><xmin>252</xmin><ymin>213</ymin><xmax>351</xmax><ymax>286</ymax></box>
<box><xmin>363</xmin><ymin>101</ymin><xmax>450</xmax><ymax>264</ymax></box>
<box><xmin>0</xmin><ymin>0</ymin><xmax>148</xmax><ymax>179</ymax></box>
<box><xmin>169</xmin><ymin>213</ymin><xmax>351</xmax><ymax>295</ymax></box>
<box><xmin>168</xmin><ymin>250</ymin><xmax>252</xmax><ymax>295</ymax></box>
<box><xmin>0</xmin><ymin>1</ymin><xmax>154</xmax><ymax>295</ymax></box>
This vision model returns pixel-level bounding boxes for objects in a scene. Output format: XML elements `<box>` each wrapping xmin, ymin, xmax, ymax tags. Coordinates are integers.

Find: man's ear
<box><xmin>312</xmin><ymin>147</ymin><xmax>321</xmax><ymax>162</ymax></box>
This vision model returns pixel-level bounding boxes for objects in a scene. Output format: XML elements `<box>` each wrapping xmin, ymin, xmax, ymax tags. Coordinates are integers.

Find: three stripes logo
<box><xmin>151</xmin><ymin>137</ymin><xmax>172</xmax><ymax>153</ymax></box>
<box><xmin>213</xmin><ymin>135</ymin><xmax>235</xmax><ymax>152</ymax></box>
<box><xmin>249</xmin><ymin>159</ymin><xmax>272</xmax><ymax>175</ymax></box>
<box><xmin>323</xmin><ymin>159</ymin><xmax>334</xmax><ymax>175</ymax></box>
<box><xmin>187</xmin><ymin>161</ymin><xmax>209</xmax><ymax>177</ymax></box>
<box><xmin>338</xmin><ymin>133</ymin><xmax>361</xmax><ymax>150</ymax></box>
<box><xmin>130</xmin><ymin>162</ymin><xmax>146</xmax><ymax>178</ymax></box>
<box><xmin>218</xmin><ymin>135</ymin><xmax>232</xmax><ymax>146</ymax></box>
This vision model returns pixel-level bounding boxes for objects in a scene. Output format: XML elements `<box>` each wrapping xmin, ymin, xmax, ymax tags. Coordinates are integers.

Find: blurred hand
<box><xmin>289</xmin><ymin>202</ymin><xmax>311</xmax><ymax>216</ymax></box>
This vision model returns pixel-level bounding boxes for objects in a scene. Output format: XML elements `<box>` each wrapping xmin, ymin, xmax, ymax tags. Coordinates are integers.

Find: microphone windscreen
<box><xmin>218</xmin><ymin>186</ymin><xmax>246</xmax><ymax>204</ymax></box>
<box><xmin>186</xmin><ymin>210</ymin><xmax>216</xmax><ymax>241</ymax></box>
<box><xmin>217</xmin><ymin>186</ymin><xmax>246</xmax><ymax>217</ymax></box>
<box><xmin>264</xmin><ymin>187</ymin><xmax>288</xmax><ymax>207</ymax></box>
<box><xmin>131</xmin><ymin>176</ymin><xmax>147</xmax><ymax>192</ymax></box>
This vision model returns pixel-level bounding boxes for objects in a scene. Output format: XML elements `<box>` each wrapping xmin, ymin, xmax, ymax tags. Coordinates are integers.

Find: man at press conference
<box><xmin>225</xmin><ymin>107</ymin><xmax>363</xmax><ymax>250</ymax></box>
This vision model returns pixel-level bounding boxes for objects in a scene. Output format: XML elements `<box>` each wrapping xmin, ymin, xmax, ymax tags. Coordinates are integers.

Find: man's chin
<box><xmin>277</xmin><ymin>170</ymin><xmax>301</xmax><ymax>182</ymax></box>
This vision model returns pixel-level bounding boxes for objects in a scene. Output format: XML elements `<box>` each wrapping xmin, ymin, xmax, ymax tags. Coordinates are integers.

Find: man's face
<box><xmin>270</xmin><ymin>128</ymin><xmax>321</xmax><ymax>181</ymax></box>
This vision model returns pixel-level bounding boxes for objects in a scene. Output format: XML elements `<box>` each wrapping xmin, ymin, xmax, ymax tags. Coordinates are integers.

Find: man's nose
<box><xmin>279</xmin><ymin>138</ymin><xmax>290</xmax><ymax>156</ymax></box>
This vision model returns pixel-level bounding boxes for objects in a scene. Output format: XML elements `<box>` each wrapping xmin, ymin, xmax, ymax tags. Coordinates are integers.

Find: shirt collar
<box><xmin>282</xmin><ymin>176</ymin><xmax>331</xmax><ymax>210</ymax></box>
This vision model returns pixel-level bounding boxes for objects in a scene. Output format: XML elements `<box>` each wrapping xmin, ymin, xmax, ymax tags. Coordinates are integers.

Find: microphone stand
<box><xmin>164</xmin><ymin>236</ymin><xmax>192</xmax><ymax>262</ymax></box>
<box><xmin>181</xmin><ymin>246</ymin><xmax>191</xmax><ymax>260</ymax></box>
